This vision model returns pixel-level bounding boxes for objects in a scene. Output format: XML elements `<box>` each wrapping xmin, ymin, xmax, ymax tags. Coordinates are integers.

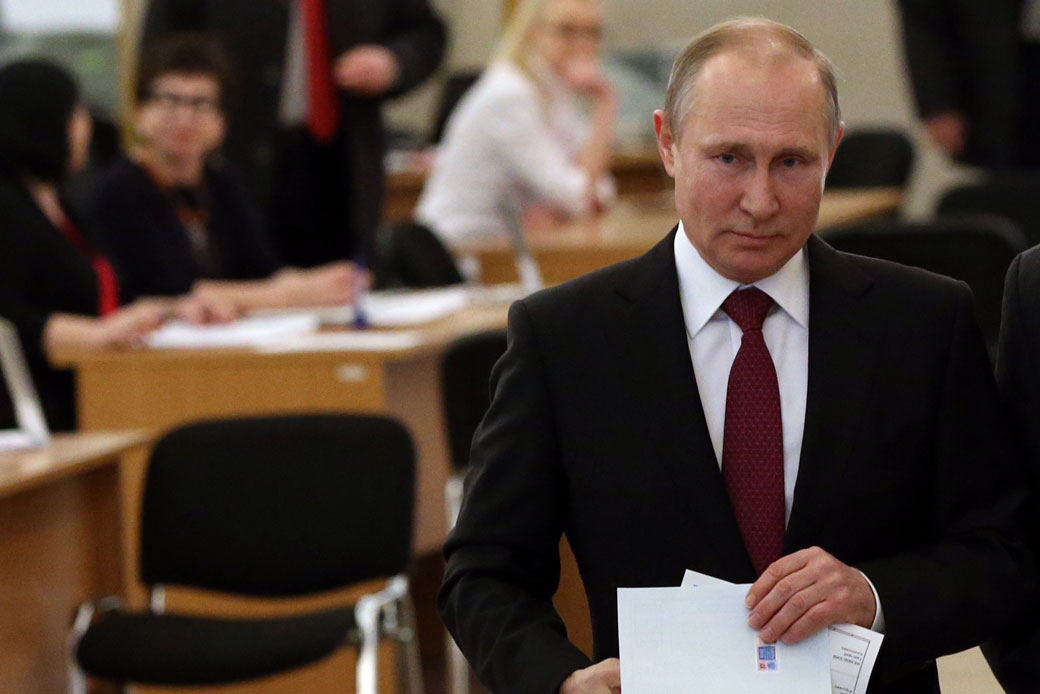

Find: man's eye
<box><xmin>717</xmin><ymin>153</ymin><xmax>737</xmax><ymax>164</ymax></box>
<box><xmin>780</xmin><ymin>157</ymin><xmax>801</xmax><ymax>168</ymax></box>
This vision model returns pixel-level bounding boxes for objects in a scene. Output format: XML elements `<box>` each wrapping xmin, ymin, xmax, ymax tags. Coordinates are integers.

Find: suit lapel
<box><xmin>611</xmin><ymin>230</ymin><xmax>754</xmax><ymax>579</ymax></box>
<box><xmin>784</xmin><ymin>235</ymin><xmax>878</xmax><ymax>552</ymax></box>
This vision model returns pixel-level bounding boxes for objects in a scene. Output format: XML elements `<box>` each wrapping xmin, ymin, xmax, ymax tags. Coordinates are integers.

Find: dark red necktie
<box><xmin>302</xmin><ymin>0</ymin><xmax>339</xmax><ymax>142</ymax></box>
<box><xmin>721</xmin><ymin>287</ymin><xmax>785</xmax><ymax>576</ymax></box>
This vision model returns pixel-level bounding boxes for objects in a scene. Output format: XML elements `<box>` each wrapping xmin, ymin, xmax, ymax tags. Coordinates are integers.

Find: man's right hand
<box><xmin>559</xmin><ymin>658</ymin><xmax>621</xmax><ymax>694</ymax></box>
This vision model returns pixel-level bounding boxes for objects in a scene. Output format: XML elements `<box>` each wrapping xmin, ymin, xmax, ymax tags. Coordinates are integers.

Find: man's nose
<box><xmin>739</xmin><ymin>167</ymin><xmax>780</xmax><ymax>222</ymax></box>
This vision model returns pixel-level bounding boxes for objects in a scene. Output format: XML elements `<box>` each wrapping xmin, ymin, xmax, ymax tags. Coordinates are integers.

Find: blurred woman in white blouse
<box><xmin>416</xmin><ymin>0</ymin><xmax>616</xmax><ymax>250</ymax></box>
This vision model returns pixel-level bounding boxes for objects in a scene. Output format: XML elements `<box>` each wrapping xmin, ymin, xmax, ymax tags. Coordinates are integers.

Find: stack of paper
<box><xmin>679</xmin><ymin>571</ymin><xmax>884</xmax><ymax>694</ymax></box>
<box><xmin>618</xmin><ymin>584</ymin><xmax>830</xmax><ymax>693</ymax></box>
<box><xmin>248</xmin><ymin>286</ymin><xmax>474</xmax><ymax>328</ymax></box>
<box><xmin>615</xmin><ymin>570</ymin><xmax>883</xmax><ymax>693</ymax></box>
<box><xmin>146</xmin><ymin>314</ymin><xmax>320</xmax><ymax>349</ymax></box>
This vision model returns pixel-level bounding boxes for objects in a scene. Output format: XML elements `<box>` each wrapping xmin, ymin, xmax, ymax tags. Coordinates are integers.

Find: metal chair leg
<box><xmin>356</xmin><ymin>595</ymin><xmax>382</xmax><ymax>694</ymax></box>
<box><xmin>445</xmin><ymin>474</ymin><xmax>471</xmax><ymax>694</ymax></box>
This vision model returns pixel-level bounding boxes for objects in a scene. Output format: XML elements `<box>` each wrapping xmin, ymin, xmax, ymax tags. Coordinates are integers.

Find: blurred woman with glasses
<box><xmin>416</xmin><ymin>0</ymin><xmax>616</xmax><ymax>263</ymax></box>
<box><xmin>90</xmin><ymin>34</ymin><xmax>364</xmax><ymax>312</ymax></box>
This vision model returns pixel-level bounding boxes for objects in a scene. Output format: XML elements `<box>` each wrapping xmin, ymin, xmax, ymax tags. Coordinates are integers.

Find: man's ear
<box><xmin>654</xmin><ymin>109</ymin><xmax>676</xmax><ymax>177</ymax></box>
<box><xmin>826</xmin><ymin>121</ymin><xmax>846</xmax><ymax>171</ymax></box>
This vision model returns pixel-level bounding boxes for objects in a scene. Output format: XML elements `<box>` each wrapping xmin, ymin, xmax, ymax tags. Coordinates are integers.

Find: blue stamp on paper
<box><xmin>756</xmin><ymin>639</ymin><xmax>779</xmax><ymax>672</ymax></box>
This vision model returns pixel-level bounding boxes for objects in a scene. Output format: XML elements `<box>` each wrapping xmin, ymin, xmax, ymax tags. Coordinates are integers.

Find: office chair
<box><xmin>68</xmin><ymin>414</ymin><xmax>422</xmax><ymax>694</ymax></box>
<box><xmin>374</xmin><ymin>221</ymin><xmax>465</xmax><ymax>289</ymax></box>
<box><xmin>431</xmin><ymin>70</ymin><xmax>482</xmax><ymax>144</ymax></box>
<box><xmin>825</xmin><ymin>215</ymin><xmax>1028</xmax><ymax>356</ymax></box>
<box><xmin>439</xmin><ymin>330</ymin><xmax>508</xmax><ymax>694</ymax></box>
<box><xmin>826</xmin><ymin>129</ymin><xmax>915</xmax><ymax>189</ymax></box>
<box><xmin>938</xmin><ymin>173</ymin><xmax>1040</xmax><ymax>246</ymax></box>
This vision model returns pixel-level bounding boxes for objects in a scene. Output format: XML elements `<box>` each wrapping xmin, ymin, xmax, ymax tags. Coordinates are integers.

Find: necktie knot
<box><xmin>722</xmin><ymin>287</ymin><xmax>774</xmax><ymax>333</ymax></box>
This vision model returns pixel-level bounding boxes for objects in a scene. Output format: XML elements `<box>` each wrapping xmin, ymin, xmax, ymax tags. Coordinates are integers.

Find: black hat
<box><xmin>0</xmin><ymin>60</ymin><xmax>80</xmax><ymax>182</ymax></box>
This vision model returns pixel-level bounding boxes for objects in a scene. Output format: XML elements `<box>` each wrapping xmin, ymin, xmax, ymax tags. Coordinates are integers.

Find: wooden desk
<box><xmin>0</xmin><ymin>432</ymin><xmax>149</xmax><ymax>694</ymax></box>
<box><xmin>462</xmin><ymin>187</ymin><xmax>904</xmax><ymax>285</ymax></box>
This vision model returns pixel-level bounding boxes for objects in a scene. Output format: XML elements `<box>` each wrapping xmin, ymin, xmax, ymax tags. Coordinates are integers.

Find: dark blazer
<box><xmin>440</xmin><ymin>231</ymin><xmax>1033</xmax><ymax>694</ymax></box>
<box><xmin>0</xmin><ymin>179</ymin><xmax>100</xmax><ymax>431</ymax></box>
<box><xmin>896</xmin><ymin>0</ymin><xmax>1025</xmax><ymax>168</ymax></box>
<box><xmin>985</xmin><ymin>245</ymin><xmax>1040</xmax><ymax>692</ymax></box>
<box><xmin>140</xmin><ymin>0</ymin><xmax>447</xmax><ymax>257</ymax></box>
<box><xmin>89</xmin><ymin>158</ymin><xmax>278</xmax><ymax>302</ymax></box>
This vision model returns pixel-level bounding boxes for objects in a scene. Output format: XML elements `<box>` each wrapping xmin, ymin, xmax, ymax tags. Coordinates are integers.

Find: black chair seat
<box><xmin>77</xmin><ymin>606</ymin><xmax>356</xmax><ymax>685</ymax></box>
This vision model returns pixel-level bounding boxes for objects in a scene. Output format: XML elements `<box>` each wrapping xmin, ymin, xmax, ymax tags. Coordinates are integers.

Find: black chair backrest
<box><xmin>441</xmin><ymin>331</ymin><xmax>508</xmax><ymax>472</ymax></box>
<box><xmin>140</xmin><ymin>414</ymin><xmax>415</xmax><ymax>597</ymax></box>
<box><xmin>374</xmin><ymin>221</ymin><xmax>464</xmax><ymax>289</ymax></box>
<box><xmin>938</xmin><ymin>174</ymin><xmax>1040</xmax><ymax>247</ymax></box>
<box><xmin>826</xmin><ymin>129</ymin><xmax>915</xmax><ymax>189</ymax></box>
<box><xmin>431</xmin><ymin>70</ymin><xmax>482</xmax><ymax>144</ymax></box>
<box><xmin>825</xmin><ymin>216</ymin><xmax>1028</xmax><ymax>353</ymax></box>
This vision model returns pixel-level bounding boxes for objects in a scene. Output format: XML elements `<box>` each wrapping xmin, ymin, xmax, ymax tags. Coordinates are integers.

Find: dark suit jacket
<box><xmin>88</xmin><ymin>157</ymin><xmax>278</xmax><ymax>302</ymax></box>
<box><xmin>896</xmin><ymin>0</ymin><xmax>1025</xmax><ymax>168</ymax></box>
<box><xmin>140</xmin><ymin>0</ymin><xmax>446</xmax><ymax>257</ymax></box>
<box><xmin>440</xmin><ymin>231</ymin><xmax>1033</xmax><ymax>694</ymax></box>
<box><xmin>0</xmin><ymin>179</ymin><xmax>100</xmax><ymax>431</ymax></box>
<box><xmin>985</xmin><ymin>245</ymin><xmax>1040</xmax><ymax>692</ymax></box>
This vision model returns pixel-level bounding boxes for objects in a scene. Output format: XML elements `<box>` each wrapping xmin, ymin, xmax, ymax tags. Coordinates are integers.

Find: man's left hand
<box><xmin>334</xmin><ymin>45</ymin><xmax>399</xmax><ymax>95</ymax></box>
<box><xmin>745</xmin><ymin>546</ymin><xmax>876</xmax><ymax>644</ymax></box>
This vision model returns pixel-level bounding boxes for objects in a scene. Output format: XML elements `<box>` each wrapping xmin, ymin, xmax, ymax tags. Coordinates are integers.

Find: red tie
<box><xmin>721</xmin><ymin>287</ymin><xmax>785</xmax><ymax>576</ymax></box>
<box><xmin>59</xmin><ymin>219</ymin><xmax>120</xmax><ymax>317</ymax></box>
<box><xmin>301</xmin><ymin>0</ymin><xmax>339</xmax><ymax>142</ymax></box>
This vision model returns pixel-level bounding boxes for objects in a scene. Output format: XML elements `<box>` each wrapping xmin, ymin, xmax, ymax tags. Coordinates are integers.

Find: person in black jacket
<box><xmin>140</xmin><ymin>0</ymin><xmax>447</xmax><ymax>267</ymax></box>
<box><xmin>987</xmin><ymin>245</ymin><xmax>1040</xmax><ymax>693</ymax></box>
<box><xmin>439</xmin><ymin>19</ymin><xmax>1032</xmax><ymax>694</ymax></box>
<box><xmin>0</xmin><ymin>61</ymin><xmax>180</xmax><ymax>430</ymax></box>
<box><xmin>895</xmin><ymin>0</ymin><xmax>1040</xmax><ymax>169</ymax></box>
<box><xmin>91</xmin><ymin>35</ymin><xmax>362</xmax><ymax>312</ymax></box>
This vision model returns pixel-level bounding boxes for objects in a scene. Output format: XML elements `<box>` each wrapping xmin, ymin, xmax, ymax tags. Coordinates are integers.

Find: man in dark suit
<box><xmin>987</xmin><ymin>246</ymin><xmax>1040</xmax><ymax>692</ymax></box>
<box><xmin>140</xmin><ymin>0</ymin><xmax>446</xmax><ymax>266</ymax></box>
<box><xmin>896</xmin><ymin>0</ymin><xmax>1040</xmax><ymax>169</ymax></box>
<box><xmin>440</xmin><ymin>17</ymin><xmax>1032</xmax><ymax>694</ymax></box>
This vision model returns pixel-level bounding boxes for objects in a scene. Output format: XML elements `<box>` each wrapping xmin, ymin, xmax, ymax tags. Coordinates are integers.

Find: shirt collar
<box><xmin>673</xmin><ymin>221</ymin><xmax>810</xmax><ymax>338</ymax></box>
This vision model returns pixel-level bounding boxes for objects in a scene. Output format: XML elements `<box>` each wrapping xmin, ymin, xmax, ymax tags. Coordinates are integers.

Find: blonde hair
<box><xmin>496</xmin><ymin>0</ymin><xmax>601</xmax><ymax>80</ymax></box>
<box><xmin>664</xmin><ymin>17</ymin><xmax>841</xmax><ymax>143</ymax></box>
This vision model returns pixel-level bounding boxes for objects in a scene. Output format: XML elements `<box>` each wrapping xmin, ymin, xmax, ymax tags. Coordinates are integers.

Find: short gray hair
<box><xmin>663</xmin><ymin>17</ymin><xmax>841</xmax><ymax>143</ymax></box>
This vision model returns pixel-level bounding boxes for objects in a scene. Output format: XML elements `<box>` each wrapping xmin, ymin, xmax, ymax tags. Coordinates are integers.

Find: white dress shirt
<box><xmin>673</xmin><ymin>225</ymin><xmax>884</xmax><ymax>632</ymax></box>
<box><xmin>416</xmin><ymin>60</ymin><xmax>615</xmax><ymax>246</ymax></box>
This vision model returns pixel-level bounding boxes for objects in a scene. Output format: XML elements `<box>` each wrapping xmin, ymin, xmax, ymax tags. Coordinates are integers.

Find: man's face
<box><xmin>136</xmin><ymin>73</ymin><xmax>225</xmax><ymax>164</ymax></box>
<box><xmin>654</xmin><ymin>50</ymin><xmax>841</xmax><ymax>284</ymax></box>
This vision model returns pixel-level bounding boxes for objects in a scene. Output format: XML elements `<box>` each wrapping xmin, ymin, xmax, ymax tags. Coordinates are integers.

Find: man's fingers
<box><xmin>746</xmin><ymin>548</ymin><xmax>815</xmax><ymax>608</ymax></box>
<box><xmin>779</xmin><ymin>601</ymin><xmax>834</xmax><ymax>644</ymax></box>
<box><xmin>747</xmin><ymin>566</ymin><xmax>817</xmax><ymax>630</ymax></box>
<box><xmin>599</xmin><ymin>657</ymin><xmax>621</xmax><ymax>686</ymax></box>
<box><xmin>757</xmin><ymin>580</ymin><xmax>831</xmax><ymax>643</ymax></box>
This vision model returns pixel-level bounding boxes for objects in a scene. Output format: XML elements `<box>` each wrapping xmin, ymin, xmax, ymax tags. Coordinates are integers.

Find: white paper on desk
<box><xmin>146</xmin><ymin>314</ymin><xmax>319</xmax><ymax>349</ymax></box>
<box><xmin>617</xmin><ymin>584</ymin><xmax>830</xmax><ymax>693</ymax></box>
<box><xmin>257</xmin><ymin>330</ymin><xmax>423</xmax><ymax>353</ymax></box>
<box><xmin>249</xmin><ymin>287</ymin><xmax>472</xmax><ymax>327</ymax></box>
<box><xmin>360</xmin><ymin>286</ymin><xmax>470</xmax><ymax>326</ymax></box>
<box><xmin>681</xmin><ymin>570</ymin><xmax>884</xmax><ymax>694</ymax></box>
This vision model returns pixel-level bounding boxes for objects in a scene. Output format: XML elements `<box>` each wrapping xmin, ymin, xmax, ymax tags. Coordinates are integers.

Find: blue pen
<box><xmin>352</xmin><ymin>257</ymin><xmax>370</xmax><ymax>329</ymax></box>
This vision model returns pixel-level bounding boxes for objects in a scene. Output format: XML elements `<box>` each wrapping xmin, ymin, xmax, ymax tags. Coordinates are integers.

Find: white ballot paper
<box><xmin>618</xmin><ymin>583</ymin><xmax>830</xmax><ymax>693</ymax></box>
<box><xmin>681</xmin><ymin>570</ymin><xmax>884</xmax><ymax>694</ymax></box>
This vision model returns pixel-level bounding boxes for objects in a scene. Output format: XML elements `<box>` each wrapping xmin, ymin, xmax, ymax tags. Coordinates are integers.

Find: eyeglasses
<box><xmin>550</xmin><ymin>21</ymin><xmax>604</xmax><ymax>42</ymax></box>
<box><xmin>148</xmin><ymin>91</ymin><xmax>221</xmax><ymax>115</ymax></box>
